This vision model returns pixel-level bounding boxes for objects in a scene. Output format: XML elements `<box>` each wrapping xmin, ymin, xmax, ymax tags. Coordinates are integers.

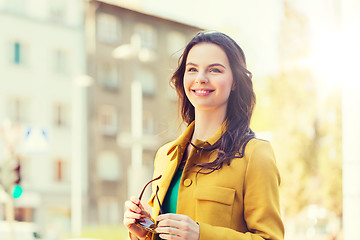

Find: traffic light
<box><xmin>12</xmin><ymin>184</ymin><xmax>23</xmax><ymax>198</ymax></box>
<box><xmin>0</xmin><ymin>158</ymin><xmax>23</xmax><ymax>198</ymax></box>
<box><xmin>12</xmin><ymin>161</ymin><xmax>23</xmax><ymax>199</ymax></box>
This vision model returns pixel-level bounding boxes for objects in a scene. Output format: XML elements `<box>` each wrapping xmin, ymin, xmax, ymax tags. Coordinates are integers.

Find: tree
<box><xmin>251</xmin><ymin>1</ymin><xmax>342</xmax><ymax>220</ymax></box>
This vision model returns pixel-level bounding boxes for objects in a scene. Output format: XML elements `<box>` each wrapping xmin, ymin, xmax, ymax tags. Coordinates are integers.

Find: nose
<box><xmin>195</xmin><ymin>70</ymin><xmax>208</xmax><ymax>84</ymax></box>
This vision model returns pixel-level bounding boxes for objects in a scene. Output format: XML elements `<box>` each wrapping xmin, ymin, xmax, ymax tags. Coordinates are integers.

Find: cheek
<box><xmin>218</xmin><ymin>77</ymin><xmax>234</xmax><ymax>97</ymax></box>
<box><xmin>183</xmin><ymin>76</ymin><xmax>191</xmax><ymax>94</ymax></box>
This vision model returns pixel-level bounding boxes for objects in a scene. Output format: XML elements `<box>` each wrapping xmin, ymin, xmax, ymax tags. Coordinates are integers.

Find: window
<box><xmin>134</xmin><ymin>23</ymin><xmax>157</xmax><ymax>49</ymax></box>
<box><xmin>136</xmin><ymin>68</ymin><xmax>156</xmax><ymax>95</ymax></box>
<box><xmin>7</xmin><ymin>97</ymin><xmax>29</xmax><ymax>123</ymax></box>
<box><xmin>97</xmin><ymin>13</ymin><xmax>120</xmax><ymax>44</ymax></box>
<box><xmin>54</xmin><ymin>103</ymin><xmax>68</xmax><ymax>127</ymax></box>
<box><xmin>98</xmin><ymin>62</ymin><xmax>119</xmax><ymax>90</ymax></box>
<box><xmin>53</xmin><ymin>49</ymin><xmax>69</xmax><ymax>74</ymax></box>
<box><xmin>12</xmin><ymin>42</ymin><xmax>27</xmax><ymax>65</ymax></box>
<box><xmin>97</xmin><ymin>151</ymin><xmax>121</xmax><ymax>181</ymax></box>
<box><xmin>99</xmin><ymin>105</ymin><xmax>118</xmax><ymax>136</ymax></box>
<box><xmin>167</xmin><ymin>31</ymin><xmax>186</xmax><ymax>57</ymax></box>
<box><xmin>48</xmin><ymin>0</ymin><xmax>66</xmax><ymax>23</ymax></box>
<box><xmin>54</xmin><ymin>158</ymin><xmax>66</xmax><ymax>182</ymax></box>
<box><xmin>98</xmin><ymin>197</ymin><xmax>120</xmax><ymax>224</ymax></box>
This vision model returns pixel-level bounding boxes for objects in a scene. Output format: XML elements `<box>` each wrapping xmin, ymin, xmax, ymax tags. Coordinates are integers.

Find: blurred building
<box><xmin>84</xmin><ymin>0</ymin><xmax>201</xmax><ymax>225</ymax></box>
<box><xmin>0</xmin><ymin>0</ymin><xmax>201</xmax><ymax>236</ymax></box>
<box><xmin>0</xmin><ymin>0</ymin><xmax>86</xmax><ymax>235</ymax></box>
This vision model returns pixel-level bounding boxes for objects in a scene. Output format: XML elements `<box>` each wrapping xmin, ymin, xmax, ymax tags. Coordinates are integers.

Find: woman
<box><xmin>124</xmin><ymin>31</ymin><xmax>284</xmax><ymax>240</ymax></box>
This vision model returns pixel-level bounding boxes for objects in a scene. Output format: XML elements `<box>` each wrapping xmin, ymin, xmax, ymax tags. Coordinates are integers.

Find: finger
<box><xmin>157</xmin><ymin>218</ymin><xmax>180</xmax><ymax>228</ymax></box>
<box><xmin>156</xmin><ymin>213</ymin><xmax>175</xmax><ymax>222</ymax></box>
<box><xmin>130</xmin><ymin>196</ymin><xmax>147</xmax><ymax>211</ymax></box>
<box><xmin>156</xmin><ymin>226</ymin><xmax>182</xmax><ymax>235</ymax></box>
<box><xmin>156</xmin><ymin>214</ymin><xmax>190</xmax><ymax>228</ymax></box>
<box><xmin>123</xmin><ymin>217</ymin><xmax>136</xmax><ymax>228</ymax></box>
<box><xmin>125</xmin><ymin>200</ymin><xmax>142</xmax><ymax>213</ymax></box>
<box><xmin>124</xmin><ymin>210</ymin><xmax>142</xmax><ymax>220</ymax></box>
<box><xmin>124</xmin><ymin>218</ymin><xmax>145</xmax><ymax>230</ymax></box>
<box><xmin>158</xmin><ymin>233</ymin><xmax>182</xmax><ymax>240</ymax></box>
<box><xmin>156</xmin><ymin>213</ymin><xmax>189</xmax><ymax>222</ymax></box>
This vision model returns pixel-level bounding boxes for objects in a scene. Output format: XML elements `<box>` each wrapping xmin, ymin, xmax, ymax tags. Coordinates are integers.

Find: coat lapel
<box><xmin>151</xmin><ymin>122</ymin><xmax>195</xmax><ymax>217</ymax></box>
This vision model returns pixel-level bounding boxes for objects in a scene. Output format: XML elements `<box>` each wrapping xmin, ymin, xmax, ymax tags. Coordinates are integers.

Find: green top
<box><xmin>162</xmin><ymin>167</ymin><xmax>183</xmax><ymax>213</ymax></box>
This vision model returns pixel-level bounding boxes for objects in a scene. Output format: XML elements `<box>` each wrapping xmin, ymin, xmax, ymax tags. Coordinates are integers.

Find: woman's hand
<box><xmin>156</xmin><ymin>214</ymin><xmax>200</xmax><ymax>240</ymax></box>
<box><xmin>123</xmin><ymin>196</ymin><xmax>151</xmax><ymax>239</ymax></box>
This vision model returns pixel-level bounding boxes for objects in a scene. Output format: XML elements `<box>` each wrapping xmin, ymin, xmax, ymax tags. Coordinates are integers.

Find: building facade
<box><xmin>0</xmin><ymin>0</ymin><xmax>86</xmax><ymax>236</ymax></box>
<box><xmin>85</xmin><ymin>0</ymin><xmax>201</xmax><ymax>225</ymax></box>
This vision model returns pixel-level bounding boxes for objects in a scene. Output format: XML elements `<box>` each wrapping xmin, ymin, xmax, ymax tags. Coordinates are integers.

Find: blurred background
<box><xmin>0</xmin><ymin>0</ymin><xmax>359</xmax><ymax>239</ymax></box>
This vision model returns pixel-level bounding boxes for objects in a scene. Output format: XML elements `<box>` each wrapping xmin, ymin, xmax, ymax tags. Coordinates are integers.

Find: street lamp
<box><xmin>113</xmin><ymin>34</ymin><xmax>157</xmax><ymax>199</ymax></box>
<box><xmin>71</xmin><ymin>75</ymin><xmax>93</xmax><ymax>236</ymax></box>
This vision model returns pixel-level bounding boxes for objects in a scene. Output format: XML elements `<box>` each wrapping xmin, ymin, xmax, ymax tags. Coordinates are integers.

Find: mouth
<box><xmin>192</xmin><ymin>89</ymin><xmax>214</xmax><ymax>94</ymax></box>
<box><xmin>191</xmin><ymin>89</ymin><xmax>214</xmax><ymax>96</ymax></box>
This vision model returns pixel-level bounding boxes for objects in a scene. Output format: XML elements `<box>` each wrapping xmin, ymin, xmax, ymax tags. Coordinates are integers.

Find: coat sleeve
<box><xmin>128</xmin><ymin>145</ymin><xmax>170</xmax><ymax>240</ymax></box>
<box><xmin>198</xmin><ymin>140</ymin><xmax>284</xmax><ymax>240</ymax></box>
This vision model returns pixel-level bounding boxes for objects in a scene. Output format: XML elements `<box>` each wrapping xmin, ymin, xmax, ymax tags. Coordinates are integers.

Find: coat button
<box><xmin>183</xmin><ymin>179</ymin><xmax>192</xmax><ymax>187</ymax></box>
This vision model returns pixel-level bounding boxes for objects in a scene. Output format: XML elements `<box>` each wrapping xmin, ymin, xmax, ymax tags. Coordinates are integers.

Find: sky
<box><xmin>141</xmin><ymin>0</ymin><xmax>283</xmax><ymax>77</ymax></box>
<box><xmin>112</xmin><ymin>0</ymin><xmax>360</xmax><ymax>89</ymax></box>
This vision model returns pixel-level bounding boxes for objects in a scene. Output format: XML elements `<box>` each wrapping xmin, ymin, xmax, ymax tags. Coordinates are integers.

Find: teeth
<box><xmin>195</xmin><ymin>90</ymin><xmax>209</xmax><ymax>93</ymax></box>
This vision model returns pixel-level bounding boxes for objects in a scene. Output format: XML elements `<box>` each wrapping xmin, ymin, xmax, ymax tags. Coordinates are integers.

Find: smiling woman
<box><xmin>123</xmin><ymin>31</ymin><xmax>284</xmax><ymax>240</ymax></box>
<box><xmin>183</xmin><ymin>43</ymin><xmax>234</xmax><ymax>115</ymax></box>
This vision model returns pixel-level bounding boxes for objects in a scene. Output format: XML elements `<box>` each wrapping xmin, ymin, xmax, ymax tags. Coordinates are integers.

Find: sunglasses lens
<box><xmin>136</xmin><ymin>218</ymin><xmax>157</xmax><ymax>232</ymax></box>
<box><xmin>137</xmin><ymin>218</ymin><xmax>155</xmax><ymax>227</ymax></box>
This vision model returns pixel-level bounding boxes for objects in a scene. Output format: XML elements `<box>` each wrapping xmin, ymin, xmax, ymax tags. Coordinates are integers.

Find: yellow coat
<box><xmin>146</xmin><ymin>121</ymin><xmax>284</xmax><ymax>240</ymax></box>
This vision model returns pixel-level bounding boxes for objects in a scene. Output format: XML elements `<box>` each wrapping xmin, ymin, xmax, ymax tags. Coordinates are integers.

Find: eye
<box><xmin>210</xmin><ymin>68</ymin><xmax>222</xmax><ymax>73</ymax></box>
<box><xmin>187</xmin><ymin>67</ymin><xmax>197</xmax><ymax>72</ymax></box>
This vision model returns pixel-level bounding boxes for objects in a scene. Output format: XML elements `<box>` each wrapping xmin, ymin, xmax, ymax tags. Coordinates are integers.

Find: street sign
<box><xmin>21</xmin><ymin>127</ymin><xmax>49</xmax><ymax>154</ymax></box>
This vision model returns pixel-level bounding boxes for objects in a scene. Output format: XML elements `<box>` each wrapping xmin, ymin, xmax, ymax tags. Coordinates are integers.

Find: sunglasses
<box><xmin>135</xmin><ymin>175</ymin><xmax>164</xmax><ymax>233</ymax></box>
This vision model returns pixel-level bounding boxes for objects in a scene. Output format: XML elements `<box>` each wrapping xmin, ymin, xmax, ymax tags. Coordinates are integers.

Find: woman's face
<box><xmin>183</xmin><ymin>43</ymin><xmax>234</xmax><ymax>114</ymax></box>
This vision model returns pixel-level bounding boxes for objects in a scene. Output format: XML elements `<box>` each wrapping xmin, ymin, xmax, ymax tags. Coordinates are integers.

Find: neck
<box><xmin>192</xmin><ymin>109</ymin><xmax>226</xmax><ymax>142</ymax></box>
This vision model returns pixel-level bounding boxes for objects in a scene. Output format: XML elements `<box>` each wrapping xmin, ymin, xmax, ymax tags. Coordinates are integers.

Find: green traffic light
<box><xmin>12</xmin><ymin>185</ymin><xmax>23</xmax><ymax>198</ymax></box>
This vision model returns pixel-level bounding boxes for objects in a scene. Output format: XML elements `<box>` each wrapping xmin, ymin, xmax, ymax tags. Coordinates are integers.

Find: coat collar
<box><xmin>166</xmin><ymin>120</ymin><xmax>228</xmax><ymax>159</ymax></box>
<box><xmin>152</xmin><ymin>120</ymin><xmax>228</xmax><ymax>217</ymax></box>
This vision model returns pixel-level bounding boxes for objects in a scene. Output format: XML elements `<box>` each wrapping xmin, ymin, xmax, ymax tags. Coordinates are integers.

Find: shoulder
<box><xmin>243</xmin><ymin>138</ymin><xmax>280</xmax><ymax>181</ymax></box>
<box><xmin>244</xmin><ymin>138</ymin><xmax>275</xmax><ymax>161</ymax></box>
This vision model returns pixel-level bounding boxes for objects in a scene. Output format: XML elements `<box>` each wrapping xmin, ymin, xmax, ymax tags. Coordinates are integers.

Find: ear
<box><xmin>231</xmin><ymin>82</ymin><xmax>236</xmax><ymax>91</ymax></box>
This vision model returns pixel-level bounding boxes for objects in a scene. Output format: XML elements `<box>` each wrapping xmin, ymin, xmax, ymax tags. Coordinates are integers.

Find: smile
<box><xmin>191</xmin><ymin>89</ymin><xmax>214</xmax><ymax>96</ymax></box>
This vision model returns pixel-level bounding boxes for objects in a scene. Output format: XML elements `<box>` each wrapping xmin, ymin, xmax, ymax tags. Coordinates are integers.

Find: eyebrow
<box><xmin>186</xmin><ymin>62</ymin><xmax>226</xmax><ymax>69</ymax></box>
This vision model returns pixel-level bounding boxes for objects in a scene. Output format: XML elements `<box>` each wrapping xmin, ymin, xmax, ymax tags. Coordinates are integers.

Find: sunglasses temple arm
<box><xmin>156</xmin><ymin>186</ymin><xmax>164</xmax><ymax>215</ymax></box>
<box><xmin>139</xmin><ymin>175</ymin><xmax>162</xmax><ymax>200</ymax></box>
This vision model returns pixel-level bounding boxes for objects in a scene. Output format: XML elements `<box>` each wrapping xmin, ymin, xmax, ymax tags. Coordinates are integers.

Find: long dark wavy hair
<box><xmin>170</xmin><ymin>31</ymin><xmax>256</xmax><ymax>173</ymax></box>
